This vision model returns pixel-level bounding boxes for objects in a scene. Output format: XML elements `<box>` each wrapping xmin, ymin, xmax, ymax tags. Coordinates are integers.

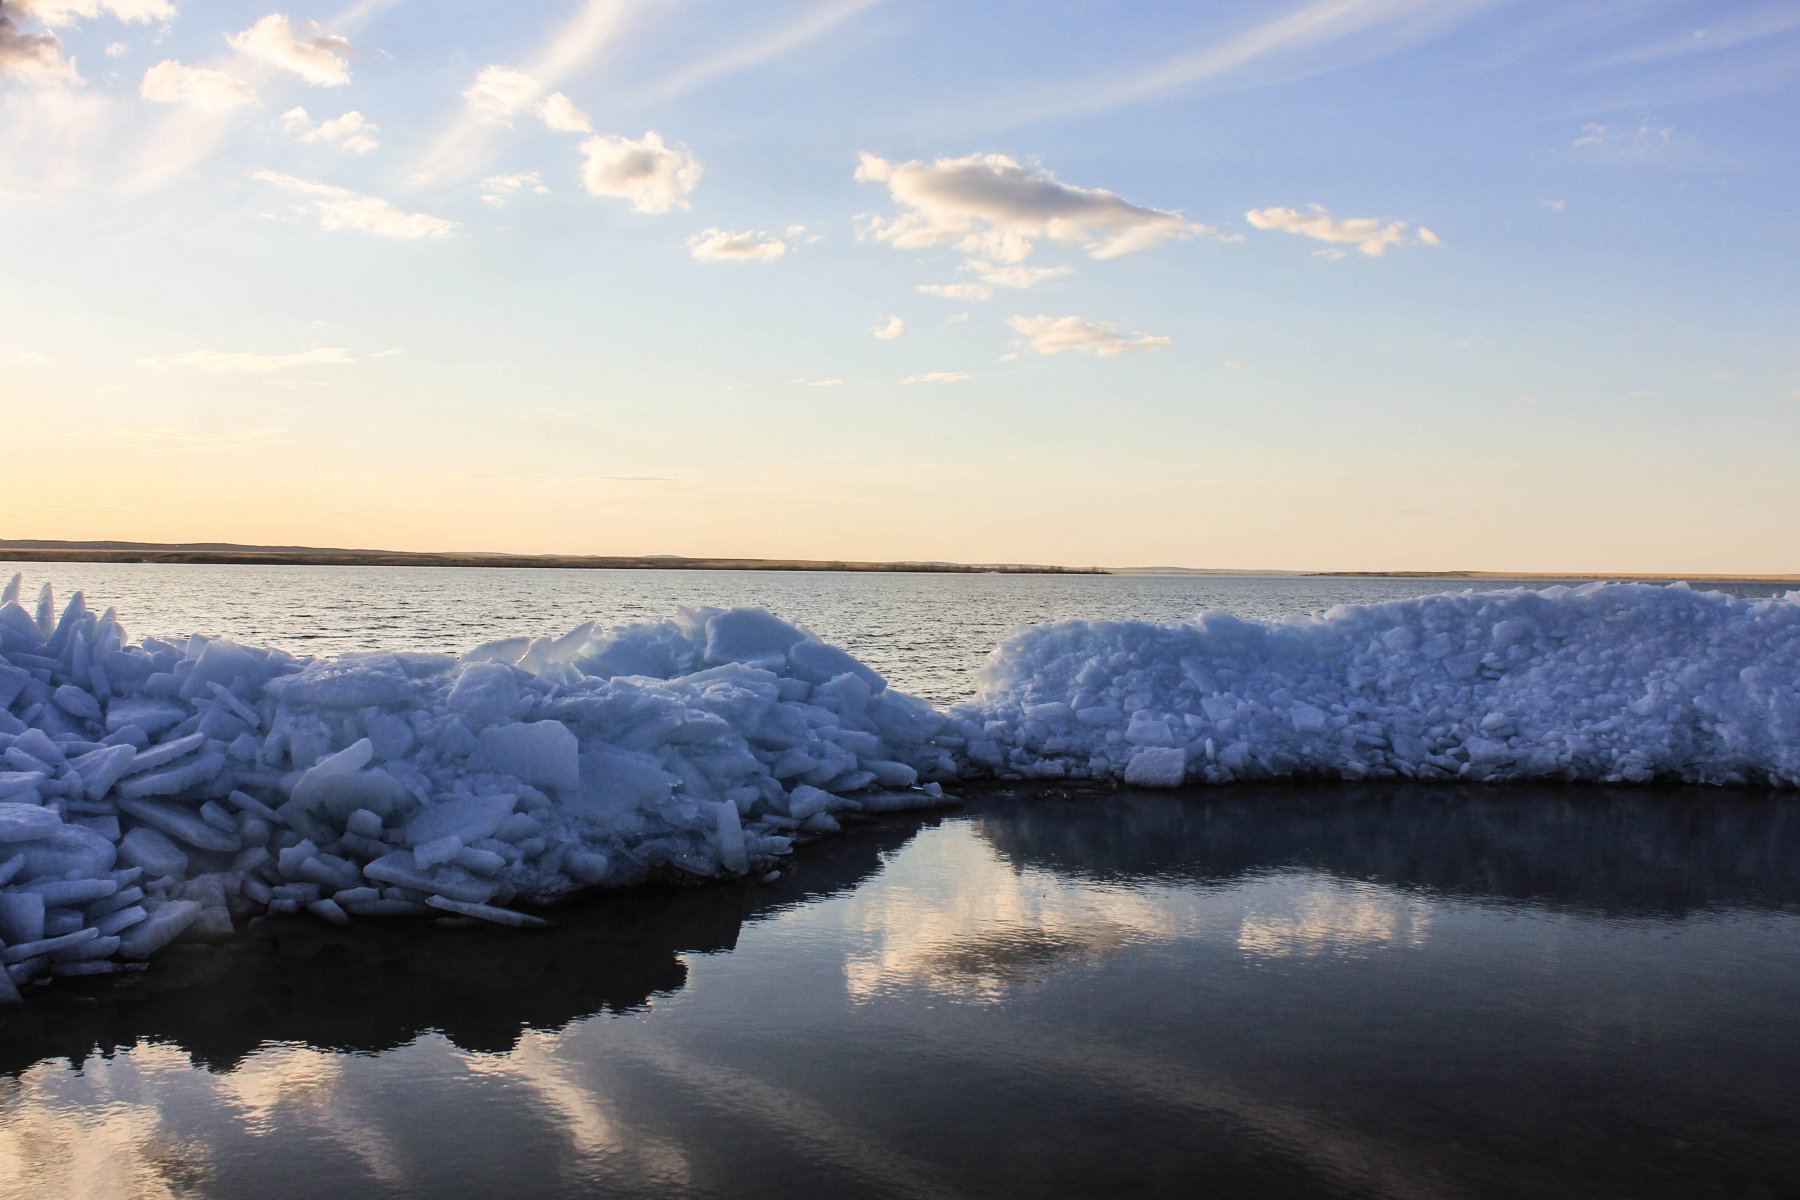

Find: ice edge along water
<box><xmin>0</xmin><ymin>573</ymin><xmax>1795</xmax><ymax>1001</ymax></box>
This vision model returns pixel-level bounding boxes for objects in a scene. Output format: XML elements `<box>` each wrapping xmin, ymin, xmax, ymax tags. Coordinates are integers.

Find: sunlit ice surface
<box><xmin>2</xmin><ymin>782</ymin><xmax>1796</xmax><ymax>1199</ymax></box>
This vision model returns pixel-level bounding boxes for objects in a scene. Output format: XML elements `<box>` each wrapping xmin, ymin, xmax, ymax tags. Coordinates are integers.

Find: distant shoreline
<box><xmin>0</xmin><ymin>541</ymin><xmax>1105</xmax><ymax>575</ymax></box>
<box><xmin>2</xmin><ymin>542</ymin><xmax>1791</xmax><ymax>582</ymax></box>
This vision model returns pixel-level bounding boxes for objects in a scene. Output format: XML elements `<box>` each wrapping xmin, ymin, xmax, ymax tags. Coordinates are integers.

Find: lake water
<box><xmin>2</xmin><ymin>566</ymin><xmax>1797</xmax><ymax>1198</ymax></box>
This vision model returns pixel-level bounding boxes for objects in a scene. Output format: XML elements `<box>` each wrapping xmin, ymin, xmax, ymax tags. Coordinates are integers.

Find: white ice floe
<box><xmin>0</xmin><ymin>573</ymin><xmax>1794</xmax><ymax>998</ymax></box>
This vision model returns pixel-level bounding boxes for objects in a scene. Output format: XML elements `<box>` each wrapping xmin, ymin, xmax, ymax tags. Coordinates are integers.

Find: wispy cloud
<box><xmin>138</xmin><ymin>347</ymin><xmax>355</xmax><ymax>373</ymax></box>
<box><xmin>1009</xmin><ymin>314</ymin><xmax>1171</xmax><ymax>357</ymax></box>
<box><xmin>1245</xmin><ymin>204</ymin><xmax>1439</xmax><ymax>256</ymax></box>
<box><xmin>413</xmin><ymin>0</ymin><xmax>635</xmax><ymax>183</ymax></box>
<box><xmin>481</xmin><ymin>170</ymin><xmax>549</xmax><ymax>206</ymax></box>
<box><xmin>857</xmin><ymin>151</ymin><xmax>1208</xmax><ymax>263</ymax></box>
<box><xmin>872</xmin><ymin>316</ymin><xmax>906</xmax><ymax>340</ymax></box>
<box><xmin>965</xmin><ymin>260</ymin><xmax>1076</xmax><ymax>289</ymax></box>
<box><xmin>686</xmin><ymin>227</ymin><xmax>788</xmax><ymax>262</ymax></box>
<box><xmin>903</xmin><ymin>371</ymin><xmax>970</xmax><ymax>384</ymax></box>
<box><xmin>252</xmin><ymin>168</ymin><xmax>457</xmax><ymax>238</ymax></box>
<box><xmin>579</xmin><ymin>131</ymin><xmax>700</xmax><ymax>213</ymax></box>
<box><xmin>642</xmin><ymin>0</ymin><xmax>877</xmax><ymax>102</ymax></box>
<box><xmin>977</xmin><ymin>0</ymin><xmax>1488</xmax><ymax>128</ymax></box>
<box><xmin>1597</xmin><ymin>7</ymin><xmax>1800</xmax><ymax>68</ymax></box>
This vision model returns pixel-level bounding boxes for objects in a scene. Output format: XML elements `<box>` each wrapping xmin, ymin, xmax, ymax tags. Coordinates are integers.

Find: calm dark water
<box><xmin>7</xmin><ymin>562</ymin><xmax>1792</xmax><ymax>703</ymax></box>
<box><xmin>2</xmin><ymin>784</ymin><xmax>1796</xmax><ymax>1199</ymax></box>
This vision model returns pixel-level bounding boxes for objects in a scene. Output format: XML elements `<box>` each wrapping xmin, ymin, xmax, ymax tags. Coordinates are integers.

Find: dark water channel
<box><xmin>2</xmin><ymin>783</ymin><xmax>1797</xmax><ymax>1199</ymax></box>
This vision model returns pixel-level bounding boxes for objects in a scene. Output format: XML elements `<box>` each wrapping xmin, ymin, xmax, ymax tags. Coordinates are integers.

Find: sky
<box><xmin>1</xmin><ymin>0</ymin><xmax>1796</xmax><ymax>572</ymax></box>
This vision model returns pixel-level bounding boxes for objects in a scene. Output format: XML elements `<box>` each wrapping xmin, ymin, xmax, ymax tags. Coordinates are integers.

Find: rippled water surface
<box><xmin>4</xmin><ymin>563</ymin><xmax>1792</xmax><ymax>703</ymax></box>
<box><xmin>2</xmin><ymin>784</ymin><xmax>1797</xmax><ymax>1199</ymax></box>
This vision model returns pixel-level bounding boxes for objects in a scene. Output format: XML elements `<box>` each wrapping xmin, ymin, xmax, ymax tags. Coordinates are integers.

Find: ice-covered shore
<box><xmin>0</xmin><ymin>575</ymin><xmax>1794</xmax><ymax>999</ymax></box>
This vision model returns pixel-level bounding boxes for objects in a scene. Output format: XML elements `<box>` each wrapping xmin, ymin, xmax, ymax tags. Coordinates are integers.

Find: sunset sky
<box><xmin>2</xmin><ymin>0</ymin><xmax>1796</xmax><ymax>571</ymax></box>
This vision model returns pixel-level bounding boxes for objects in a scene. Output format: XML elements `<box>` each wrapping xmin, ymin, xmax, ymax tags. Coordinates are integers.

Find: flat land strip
<box><xmin>0</xmin><ymin>540</ymin><xmax>1104</xmax><ymax>574</ymax></box>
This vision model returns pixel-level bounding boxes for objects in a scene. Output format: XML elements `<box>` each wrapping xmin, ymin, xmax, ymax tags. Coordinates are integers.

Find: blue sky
<box><xmin>1</xmin><ymin>0</ymin><xmax>1796</xmax><ymax>571</ymax></box>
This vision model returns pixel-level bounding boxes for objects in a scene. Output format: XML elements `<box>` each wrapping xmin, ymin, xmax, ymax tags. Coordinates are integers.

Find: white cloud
<box><xmin>252</xmin><ymin>169</ymin><xmax>457</xmax><ymax>239</ymax></box>
<box><xmin>13</xmin><ymin>351</ymin><xmax>51</xmax><ymax>364</ymax></box>
<box><xmin>140</xmin><ymin>60</ymin><xmax>257</xmax><ymax>110</ymax></box>
<box><xmin>534</xmin><ymin>91</ymin><xmax>592</xmax><ymax>133</ymax></box>
<box><xmin>104</xmin><ymin>41</ymin><xmax>126</xmax><ymax>57</ymax></box>
<box><xmin>464</xmin><ymin>65</ymin><xmax>539</xmax><ymax>124</ymax></box>
<box><xmin>1008</xmin><ymin>314</ymin><xmax>1171</xmax><ymax>357</ymax></box>
<box><xmin>0</xmin><ymin>14</ymin><xmax>78</xmax><ymax>86</ymax></box>
<box><xmin>1245</xmin><ymin>204</ymin><xmax>1438</xmax><ymax>256</ymax></box>
<box><xmin>857</xmin><ymin>151</ymin><xmax>1207</xmax><ymax>263</ymax></box>
<box><xmin>13</xmin><ymin>0</ymin><xmax>174</xmax><ymax>25</ymax></box>
<box><xmin>578</xmin><ymin>131</ymin><xmax>701</xmax><ymax>214</ymax></box>
<box><xmin>282</xmin><ymin>107</ymin><xmax>378</xmax><ymax>153</ymax></box>
<box><xmin>872</xmin><ymin>316</ymin><xmax>906</xmax><ymax>340</ymax></box>
<box><xmin>685</xmin><ymin>228</ymin><xmax>787</xmax><ymax>262</ymax></box>
<box><xmin>138</xmin><ymin>346</ymin><xmax>355</xmax><ymax>374</ymax></box>
<box><xmin>903</xmin><ymin>372</ymin><xmax>970</xmax><ymax>384</ymax></box>
<box><xmin>918</xmin><ymin>282</ymin><xmax>993</xmax><ymax>301</ymax></box>
<box><xmin>1224</xmin><ymin>359</ymin><xmax>1243</xmax><ymax>369</ymax></box>
<box><xmin>228</xmin><ymin>14</ymin><xmax>354</xmax><ymax>87</ymax></box>
<box><xmin>965</xmin><ymin>259</ymin><xmax>1076</xmax><ymax>289</ymax></box>
<box><xmin>481</xmin><ymin>170</ymin><xmax>549</xmax><ymax>206</ymax></box>
<box><xmin>806</xmin><ymin>378</ymin><xmax>844</xmax><ymax>387</ymax></box>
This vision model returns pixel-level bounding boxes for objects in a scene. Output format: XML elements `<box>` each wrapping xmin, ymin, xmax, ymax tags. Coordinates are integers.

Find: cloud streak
<box><xmin>980</xmin><ymin>0</ymin><xmax>1488</xmax><ymax>128</ymax></box>
<box><xmin>138</xmin><ymin>347</ymin><xmax>356</xmax><ymax>373</ymax></box>
<box><xmin>253</xmin><ymin>169</ymin><xmax>457</xmax><ymax>238</ymax></box>
<box><xmin>686</xmin><ymin>228</ymin><xmax>787</xmax><ymax>262</ymax></box>
<box><xmin>1245</xmin><ymin>204</ymin><xmax>1438</xmax><ymax>255</ymax></box>
<box><xmin>1009</xmin><ymin>314</ymin><xmax>1171</xmax><ymax>357</ymax></box>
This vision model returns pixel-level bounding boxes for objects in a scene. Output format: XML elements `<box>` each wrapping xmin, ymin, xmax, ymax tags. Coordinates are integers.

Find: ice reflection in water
<box><xmin>1</xmin><ymin>783</ymin><xmax>1797</xmax><ymax>1199</ymax></box>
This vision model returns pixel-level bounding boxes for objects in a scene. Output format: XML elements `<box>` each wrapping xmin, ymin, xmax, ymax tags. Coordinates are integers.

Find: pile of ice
<box><xmin>959</xmin><ymin>583</ymin><xmax>1800</xmax><ymax>789</ymax></box>
<box><xmin>3</xmin><ymin>574</ymin><xmax>1797</xmax><ymax>999</ymax></box>
<box><xmin>0</xmin><ymin>575</ymin><xmax>955</xmax><ymax>1000</ymax></box>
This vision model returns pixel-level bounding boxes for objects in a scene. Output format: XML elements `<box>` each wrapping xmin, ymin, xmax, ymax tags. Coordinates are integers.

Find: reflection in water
<box><xmin>3</xmin><ymin>783</ymin><xmax>1798</xmax><ymax>1199</ymax></box>
<box><xmin>1235</xmin><ymin>880</ymin><xmax>1432</xmax><ymax>959</ymax></box>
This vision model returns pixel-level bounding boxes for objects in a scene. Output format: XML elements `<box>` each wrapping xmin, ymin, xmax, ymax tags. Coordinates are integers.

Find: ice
<box><xmin>962</xmin><ymin>583</ymin><xmax>1800</xmax><ymax>788</ymax></box>
<box><xmin>1</xmin><ymin>571</ymin><xmax>1796</xmax><ymax>999</ymax></box>
<box><xmin>477</xmin><ymin>721</ymin><xmax>580</xmax><ymax>792</ymax></box>
<box><xmin>0</xmin><ymin>803</ymin><xmax>62</xmax><ymax>843</ymax></box>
